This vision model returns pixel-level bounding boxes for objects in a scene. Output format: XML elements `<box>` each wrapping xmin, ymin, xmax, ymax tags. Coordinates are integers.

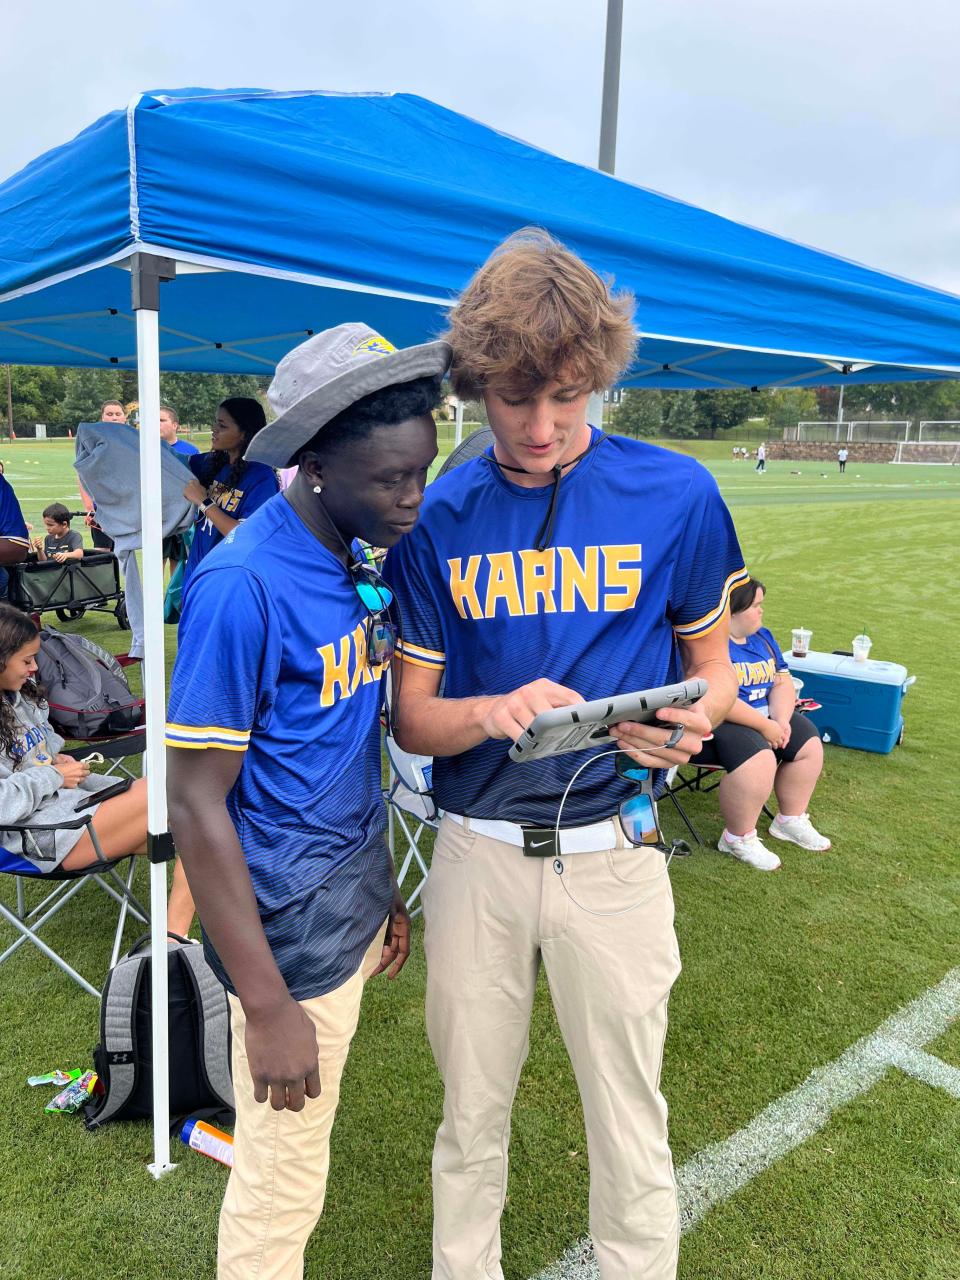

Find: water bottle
<box><xmin>180</xmin><ymin>1117</ymin><xmax>234</xmax><ymax>1167</ymax></box>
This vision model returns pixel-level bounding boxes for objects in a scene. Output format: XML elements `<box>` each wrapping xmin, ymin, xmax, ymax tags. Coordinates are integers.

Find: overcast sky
<box><xmin>4</xmin><ymin>0</ymin><xmax>959</xmax><ymax>291</ymax></box>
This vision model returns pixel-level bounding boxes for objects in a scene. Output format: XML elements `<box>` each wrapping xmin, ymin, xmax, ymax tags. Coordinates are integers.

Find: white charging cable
<box><xmin>549</xmin><ymin>749</ymin><xmax>676</xmax><ymax>919</ymax></box>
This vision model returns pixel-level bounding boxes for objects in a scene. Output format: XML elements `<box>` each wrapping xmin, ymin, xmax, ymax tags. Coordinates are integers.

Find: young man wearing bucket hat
<box><xmin>166</xmin><ymin>323</ymin><xmax>447</xmax><ymax>1280</ymax></box>
<box><xmin>385</xmin><ymin>231</ymin><xmax>747</xmax><ymax>1280</ymax></box>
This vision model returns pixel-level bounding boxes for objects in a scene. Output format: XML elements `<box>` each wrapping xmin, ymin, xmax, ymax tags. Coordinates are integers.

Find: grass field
<box><xmin>0</xmin><ymin>439</ymin><xmax>958</xmax><ymax>1280</ymax></box>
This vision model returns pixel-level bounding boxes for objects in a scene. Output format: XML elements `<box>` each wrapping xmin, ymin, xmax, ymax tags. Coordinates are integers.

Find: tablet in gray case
<box><xmin>507</xmin><ymin>678</ymin><xmax>708</xmax><ymax>763</ymax></box>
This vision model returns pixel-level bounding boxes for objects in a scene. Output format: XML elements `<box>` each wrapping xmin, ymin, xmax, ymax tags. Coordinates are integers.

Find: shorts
<box><xmin>689</xmin><ymin>710</ymin><xmax>819</xmax><ymax>772</ymax></box>
<box><xmin>162</xmin><ymin>533</ymin><xmax>185</xmax><ymax>561</ymax></box>
<box><xmin>90</xmin><ymin>526</ymin><xmax>114</xmax><ymax>553</ymax></box>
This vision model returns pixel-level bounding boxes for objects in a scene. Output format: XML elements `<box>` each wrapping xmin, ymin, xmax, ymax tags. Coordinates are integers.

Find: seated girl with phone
<box><xmin>0</xmin><ymin>605</ymin><xmax>194</xmax><ymax>934</ymax></box>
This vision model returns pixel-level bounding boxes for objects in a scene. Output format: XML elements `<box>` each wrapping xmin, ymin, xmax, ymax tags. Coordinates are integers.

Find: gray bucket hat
<box><xmin>245</xmin><ymin>322</ymin><xmax>451</xmax><ymax>468</ymax></box>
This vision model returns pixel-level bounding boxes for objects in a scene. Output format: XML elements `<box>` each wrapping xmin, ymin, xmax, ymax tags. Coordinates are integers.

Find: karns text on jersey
<box><xmin>316</xmin><ymin>622</ymin><xmax>387</xmax><ymax>708</ymax></box>
<box><xmin>734</xmin><ymin>656</ymin><xmax>778</xmax><ymax>689</ymax></box>
<box><xmin>447</xmin><ymin>544</ymin><xmax>642</xmax><ymax>621</ymax></box>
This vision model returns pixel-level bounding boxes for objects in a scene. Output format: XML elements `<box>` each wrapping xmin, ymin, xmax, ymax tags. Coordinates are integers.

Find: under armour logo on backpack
<box><xmin>108</xmin><ymin>1051</ymin><xmax>131</xmax><ymax>1065</ymax></box>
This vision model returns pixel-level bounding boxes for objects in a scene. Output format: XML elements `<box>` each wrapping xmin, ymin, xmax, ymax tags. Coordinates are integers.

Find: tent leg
<box><xmin>134</xmin><ymin>275</ymin><xmax>177</xmax><ymax>1180</ymax></box>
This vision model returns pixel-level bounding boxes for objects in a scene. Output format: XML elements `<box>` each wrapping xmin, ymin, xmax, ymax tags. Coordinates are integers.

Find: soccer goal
<box><xmin>793</xmin><ymin>422</ymin><xmax>844</xmax><ymax>442</ymax></box>
<box><xmin>893</xmin><ymin>440</ymin><xmax>960</xmax><ymax>465</ymax></box>
<box><xmin>847</xmin><ymin>421</ymin><xmax>910</xmax><ymax>442</ymax></box>
<box><xmin>793</xmin><ymin>421</ymin><xmax>910</xmax><ymax>443</ymax></box>
<box><xmin>917</xmin><ymin>420</ymin><xmax>960</xmax><ymax>442</ymax></box>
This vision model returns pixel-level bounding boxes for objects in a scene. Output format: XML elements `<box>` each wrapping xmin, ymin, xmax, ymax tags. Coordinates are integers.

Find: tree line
<box><xmin>612</xmin><ymin>382</ymin><xmax>960</xmax><ymax>438</ymax></box>
<box><xmin>5</xmin><ymin>365</ymin><xmax>269</xmax><ymax>430</ymax></box>
<box><xmin>7</xmin><ymin>363</ymin><xmax>960</xmax><ymax>440</ymax></box>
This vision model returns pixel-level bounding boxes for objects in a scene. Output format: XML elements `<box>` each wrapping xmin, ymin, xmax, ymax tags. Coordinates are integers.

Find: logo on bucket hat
<box><xmin>245</xmin><ymin>322</ymin><xmax>450</xmax><ymax>469</ymax></box>
<box><xmin>352</xmin><ymin>335</ymin><xmax>397</xmax><ymax>357</ymax></box>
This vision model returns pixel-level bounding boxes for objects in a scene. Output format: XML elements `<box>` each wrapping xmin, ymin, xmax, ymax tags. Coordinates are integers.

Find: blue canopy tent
<box><xmin>2</xmin><ymin>87</ymin><xmax>959</xmax><ymax>1179</ymax></box>
<box><xmin>3</xmin><ymin>88</ymin><xmax>960</xmax><ymax>387</ymax></box>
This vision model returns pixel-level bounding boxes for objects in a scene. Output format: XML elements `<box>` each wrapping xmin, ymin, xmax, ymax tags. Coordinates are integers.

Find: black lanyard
<box><xmin>488</xmin><ymin>435</ymin><xmax>605</xmax><ymax>551</ymax></box>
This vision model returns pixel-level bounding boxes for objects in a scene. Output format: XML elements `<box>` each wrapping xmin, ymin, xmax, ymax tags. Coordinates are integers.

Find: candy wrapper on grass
<box><xmin>45</xmin><ymin>1071</ymin><xmax>101</xmax><ymax>1115</ymax></box>
<box><xmin>28</xmin><ymin>1069</ymin><xmax>83</xmax><ymax>1088</ymax></box>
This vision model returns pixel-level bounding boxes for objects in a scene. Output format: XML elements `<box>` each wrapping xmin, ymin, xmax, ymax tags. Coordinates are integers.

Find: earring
<box><xmin>313</xmin><ymin>484</ymin><xmax>323</xmax><ymax>494</ymax></box>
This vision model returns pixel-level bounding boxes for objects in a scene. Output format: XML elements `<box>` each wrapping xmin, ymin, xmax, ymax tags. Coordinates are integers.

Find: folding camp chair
<box><xmin>384</xmin><ymin>735</ymin><xmax>438</xmax><ymax>920</ymax></box>
<box><xmin>665</xmin><ymin>696</ymin><xmax>823</xmax><ymax>847</ymax></box>
<box><xmin>0</xmin><ymin>756</ymin><xmax>149</xmax><ymax>997</ymax></box>
<box><xmin>663</xmin><ymin>763</ymin><xmax>738</xmax><ymax>848</ymax></box>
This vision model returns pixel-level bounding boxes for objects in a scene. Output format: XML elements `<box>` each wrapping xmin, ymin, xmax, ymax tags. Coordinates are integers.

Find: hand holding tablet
<box><xmin>508</xmin><ymin>679</ymin><xmax>708</xmax><ymax>763</ymax></box>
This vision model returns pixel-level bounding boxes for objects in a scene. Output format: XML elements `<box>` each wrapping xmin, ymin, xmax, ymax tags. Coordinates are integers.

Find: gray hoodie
<box><xmin>0</xmin><ymin>692</ymin><xmax>119</xmax><ymax>869</ymax></box>
<box><xmin>73</xmin><ymin>421</ymin><xmax>197</xmax><ymax>662</ymax></box>
<box><xmin>73</xmin><ymin>421</ymin><xmax>194</xmax><ymax>554</ymax></box>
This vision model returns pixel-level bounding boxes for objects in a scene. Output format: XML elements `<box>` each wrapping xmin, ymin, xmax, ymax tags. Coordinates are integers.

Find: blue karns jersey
<box><xmin>386</xmin><ymin>430</ymin><xmax>747</xmax><ymax>826</ymax></box>
<box><xmin>731</xmin><ymin>627</ymin><xmax>788</xmax><ymax>716</ymax></box>
<box><xmin>0</xmin><ymin>475</ymin><xmax>29</xmax><ymax>543</ymax></box>
<box><xmin>183</xmin><ymin>454</ymin><xmax>278</xmax><ymax>589</ymax></box>
<box><xmin>166</xmin><ymin>495</ymin><xmax>389</xmax><ymax>917</ymax></box>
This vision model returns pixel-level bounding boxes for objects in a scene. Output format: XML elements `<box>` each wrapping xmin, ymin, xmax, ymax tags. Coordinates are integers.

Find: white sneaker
<box><xmin>768</xmin><ymin>813</ymin><xmax>831</xmax><ymax>851</ymax></box>
<box><xmin>718</xmin><ymin>831</ymin><xmax>782</xmax><ymax>871</ymax></box>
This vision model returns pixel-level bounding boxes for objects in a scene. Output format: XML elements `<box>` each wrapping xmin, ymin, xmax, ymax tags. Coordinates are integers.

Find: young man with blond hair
<box><xmin>386</xmin><ymin>230</ymin><xmax>747</xmax><ymax>1280</ymax></box>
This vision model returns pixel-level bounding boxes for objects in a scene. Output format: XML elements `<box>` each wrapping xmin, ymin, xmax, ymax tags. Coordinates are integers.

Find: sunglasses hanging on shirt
<box><xmin>349</xmin><ymin>559</ymin><xmax>398</xmax><ymax>667</ymax></box>
<box><xmin>613</xmin><ymin>754</ymin><xmax>663</xmax><ymax>847</ymax></box>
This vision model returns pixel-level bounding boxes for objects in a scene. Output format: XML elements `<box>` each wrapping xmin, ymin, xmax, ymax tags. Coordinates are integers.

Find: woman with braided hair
<box><xmin>181</xmin><ymin>397</ymin><xmax>279</xmax><ymax>590</ymax></box>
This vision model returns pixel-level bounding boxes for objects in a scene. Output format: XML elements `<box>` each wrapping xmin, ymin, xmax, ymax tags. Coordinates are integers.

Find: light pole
<box><xmin>594</xmin><ymin>0</ymin><xmax>624</xmax><ymax>430</ymax></box>
<box><xmin>598</xmin><ymin>0</ymin><xmax>624</xmax><ymax>174</ymax></box>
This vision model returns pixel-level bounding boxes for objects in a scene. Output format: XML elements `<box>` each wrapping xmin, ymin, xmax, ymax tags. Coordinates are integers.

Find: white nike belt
<box><xmin>445</xmin><ymin>811</ymin><xmax>619</xmax><ymax>855</ymax></box>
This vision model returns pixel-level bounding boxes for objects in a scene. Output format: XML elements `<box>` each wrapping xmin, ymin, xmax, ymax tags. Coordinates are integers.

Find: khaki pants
<box><xmin>218</xmin><ymin>921</ymin><xmax>387</xmax><ymax>1280</ymax></box>
<box><xmin>425</xmin><ymin>817</ymin><xmax>681</xmax><ymax>1280</ymax></box>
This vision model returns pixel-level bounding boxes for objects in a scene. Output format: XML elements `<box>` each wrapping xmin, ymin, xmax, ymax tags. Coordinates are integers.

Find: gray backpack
<box><xmin>84</xmin><ymin>934</ymin><xmax>234</xmax><ymax>1129</ymax></box>
<box><xmin>36</xmin><ymin>626</ymin><xmax>142</xmax><ymax>738</ymax></box>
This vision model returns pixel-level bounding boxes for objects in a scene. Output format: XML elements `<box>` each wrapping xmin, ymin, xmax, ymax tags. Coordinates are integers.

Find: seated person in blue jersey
<box><xmin>689</xmin><ymin>576</ymin><xmax>830</xmax><ymax>871</ymax></box>
<box><xmin>0</xmin><ymin>470</ymin><xmax>32</xmax><ymax>599</ymax></box>
<box><xmin>385</xmin><ymin>230</ymin><xmax>745</xmax><ymax>1280</ymax></box>
<box><xmin>166</xmin><ymin>323</ymin><xmax>447</xmax><ymax>1280</ymax></box>
<box><xmin>180</xmin><ymin>396</ymin><xmax>279</xmax><ymax>590</ymax></box>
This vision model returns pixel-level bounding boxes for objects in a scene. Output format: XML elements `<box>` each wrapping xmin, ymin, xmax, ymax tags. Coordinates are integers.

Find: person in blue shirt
<box><xmin>159</xmin><ymin>405</ymin><xmax>199</xmax><ymax>575</ymax></box>
<box><xmin>0</xmin><ymin>471</ymin><xmax>31</xmax><ymax>599</ymax></box>
<box><xmin>159</xmin><ymin>404</ymin><xmax>200</xmax><ymax>459</ymax></box>
<box><xmin>386</xmin><ymin>230</ymin><xmax>746</xmax><ymax>1280</ymax></box>
<box><xmin>166</xmin><ymin>323</ymin><xmax>448</xmax><ymax>1280</ymax></box>
<box><xmin>180</xmin><ymin>396</ymin><xmax>279</xmax><ymax>590</ymax></box>
<box><xmin>689</xmin><ymin>576</ymin><xmax>831</xmax><ymax>870</ymax></box>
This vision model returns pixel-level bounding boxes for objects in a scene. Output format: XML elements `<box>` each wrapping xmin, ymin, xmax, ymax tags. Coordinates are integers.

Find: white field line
<box><xmin>532</xmin><ymin>967</ymin><xmax>960</xmax><ymax>1280</ymax></box>
<box><xmin>719</xmin><ymin>481</ymin><xmax>955</xmax><ymax>494</ymax></box>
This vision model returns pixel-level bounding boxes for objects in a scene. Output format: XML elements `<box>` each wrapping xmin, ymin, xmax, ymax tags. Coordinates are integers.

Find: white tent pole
<box><xmin>454</xmin><ymin>398</ymin><xmax>464</xmax><ymax>448</ymax></box>
<box><xmin>588</xmin><ymin>391</ymin><xmax>605</xmax><ymax>429</ymax></box>
<box><xmin>132</xmin><ymin>255</ymin><xmax>177</xmax><ymax>1180</ymax></box>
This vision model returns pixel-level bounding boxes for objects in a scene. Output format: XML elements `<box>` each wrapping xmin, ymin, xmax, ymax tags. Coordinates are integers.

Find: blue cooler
<box><xmin>782</xmin><ymin>648</ymin><xmax>915</xmax><ymax>754</ymax></box>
